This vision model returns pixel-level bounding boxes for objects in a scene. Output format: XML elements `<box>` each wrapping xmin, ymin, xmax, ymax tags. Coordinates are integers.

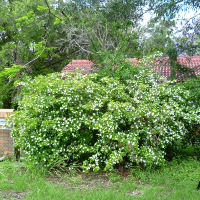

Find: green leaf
<box><xmin>0</xmin><ymin>65</ymin><xmax>25</xmax><ymax>79</ymax></box>
<box><xmin>37</xmin><ymin>6</ymin><xmax>48</xmax><ymax>11</ymax></box>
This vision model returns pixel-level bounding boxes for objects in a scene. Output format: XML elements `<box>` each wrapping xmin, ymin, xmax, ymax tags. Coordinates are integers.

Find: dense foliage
<box><xmin>8</xmin><ymin>64</ymin><xmax>200</xmax><ymax>171</ymax></box>
<box><xmin>182</xmin><ymin>77</ymin><xmax>200</xmax><ymax>106</ymax></box>
<box><xmin>179</xmin><ymin>77</ymin><xmax>200</xmax><ymax>146</ymax></box>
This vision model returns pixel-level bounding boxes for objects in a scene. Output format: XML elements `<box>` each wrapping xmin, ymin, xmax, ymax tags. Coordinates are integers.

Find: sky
<box><xmin>141</xmin><ymin>6</ymin><xmax>200</xmax><ymax>32</ymax></box>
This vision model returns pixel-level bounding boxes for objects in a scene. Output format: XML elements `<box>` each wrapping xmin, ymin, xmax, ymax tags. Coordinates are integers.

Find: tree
<box><xmin>149</xmin><ymin>0</ymin><xmax>200</xmax><ymax>19</ymax></box>
<box><xmin>0</xmin><ymin>0</ymin><xmax>64</xmax><ymax>108</ymax></box>
<box><xmin>175</xmin><ymin>15</ymin><xmax>200</xmax><ymax>56</ymax></box>
<box><xmin>140</xmin><ymin>19</ymin><xmax>175</xmax><ymax>56</ymax></box>
<box><xmin>54</xmin><ymin>0</ymin><xmax>145</xmax><ymax>58</ymax></box>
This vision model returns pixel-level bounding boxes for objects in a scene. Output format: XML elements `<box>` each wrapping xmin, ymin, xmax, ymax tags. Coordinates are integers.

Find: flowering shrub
<box><xmin>182</xmin><ymin>77</ymin><xmax>200</xmax><ymax>106</ymax></box>
<box><xmin>178</xmin><ymin>77</ymin><xmax>200</xmax><ymax>146</ymax></box>
<box><xmin>8</xmin><ymin>69</ymin><xmax>200</xmax><ymax>171</ymax></box>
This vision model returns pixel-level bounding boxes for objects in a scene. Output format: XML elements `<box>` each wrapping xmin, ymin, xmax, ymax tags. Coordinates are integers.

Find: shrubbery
<box><xmin>182</xmin><ymin>76</ymin><xmax>200</xmax><ymax>107</ymax></box>
<box><xmin>8</xmin><ymin>65</ymin><xmax>200</xmax><ymax>171</ymax></box>
<box><xmin>178</xmin><ymin>77</ymin><xmax>200</xmax><ymax>146</ymax></box>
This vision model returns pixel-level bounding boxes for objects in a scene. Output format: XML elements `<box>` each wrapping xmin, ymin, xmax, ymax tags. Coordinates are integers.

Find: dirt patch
<box><xmin>47</xmin><ymin>172</ymin><xmax>112</xmax><ymax>190</ymax></box>
<box><xmin>0</xmin><ymin>189</ymin><xmax>27</xmax><ymax>200</ymax></box>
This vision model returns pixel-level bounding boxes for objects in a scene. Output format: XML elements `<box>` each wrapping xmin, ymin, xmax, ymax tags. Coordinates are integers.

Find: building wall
<box><xmin>0</xmin><ymin>128</ymin><xmax>14</xmax><ymax>155</ymax></box>
<box><xmin>0</xmin><ymin>109</ymin><xmax>14</xmax><ymax>155</ymax></box>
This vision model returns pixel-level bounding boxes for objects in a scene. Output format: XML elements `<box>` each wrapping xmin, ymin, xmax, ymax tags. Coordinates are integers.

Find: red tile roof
<box><xmin>63</xmin><ymin>60</ymin><xmax>94</xmax><ymax>73</ymax></box>
<box><xmin>128</xmin><ymin>56</ymin><xmax>200</xmax><ymax>78</ymax></box>
<box><xmin>128</xmin><ymin>58</ymin><xmax>138</xmax><ymax>64</ymax></box>
<box><xmin>156</xmin><ymin>56</ymin><xmax>200</xmax><ymax>78</ymax></box>
<box><xmin>63</xmin><ymin>57</ymin><xmax>200</xmax><ymax>78</ymax></box>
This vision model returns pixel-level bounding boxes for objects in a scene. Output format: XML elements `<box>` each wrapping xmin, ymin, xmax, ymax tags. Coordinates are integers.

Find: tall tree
<box><xmin>140</xmin><ymin>19</ymin><xmax>175</xmax><ymax>56</ymax></box>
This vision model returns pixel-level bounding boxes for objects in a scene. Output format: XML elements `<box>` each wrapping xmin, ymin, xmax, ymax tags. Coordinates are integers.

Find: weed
<box><xmin>107</xmin><ymin>171</ymin><xmax>122</xmax><ymax>183</ymax></box>
<box><xmin>0</xmin><ymin>158</ymin><xmax>200</xmax><ymax>200</ymax></box>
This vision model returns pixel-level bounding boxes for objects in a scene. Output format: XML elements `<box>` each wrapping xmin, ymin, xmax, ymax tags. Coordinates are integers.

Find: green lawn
<box><xmin>0</xmin><ymin>158</ymin><xmax>199</xmax><ymax>200</ymax></box>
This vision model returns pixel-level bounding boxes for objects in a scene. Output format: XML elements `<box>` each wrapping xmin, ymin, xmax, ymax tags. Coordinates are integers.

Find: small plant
<box><xmin>107</xmin><ymin>171</ymin><xmax>121</xmax><ymax>182</ymax></box>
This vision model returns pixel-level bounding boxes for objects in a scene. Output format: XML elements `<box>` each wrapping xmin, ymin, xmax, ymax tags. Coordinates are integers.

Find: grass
<box><xmin>0</xmin><ymin>157</ymin><xmax>199</xmax><ymax>200</ymax></box>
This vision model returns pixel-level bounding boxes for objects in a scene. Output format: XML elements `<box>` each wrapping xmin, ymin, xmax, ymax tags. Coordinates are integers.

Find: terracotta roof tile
<box><xmin>153</xmin><ymin>56</ymin><xmax>200</xmax><ymax>78</ymax></box>
<box><xmin>129</xmin><ymin>56</ymin><xmax>200</xmax><ymax>78</ymax></box>
<box><xmin>128</xmin><ymin>58</ymin><xmax>138</xmax><ymax>64</ymax></box>
<box><xmin>63</xmin><ymin>56</ymin><xmax>200</xmax><ymax>78</ymax></box>
<box><xmin>63</xmin><ymin>60</ymin><xmax>94</xmax><ymax>73</ymax></box>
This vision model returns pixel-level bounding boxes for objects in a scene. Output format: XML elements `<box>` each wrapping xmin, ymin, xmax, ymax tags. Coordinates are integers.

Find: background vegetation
<box><xmin>0</xmin><ymin>0</ymin><xmax>200</xmax><ymax>108</ymax></box>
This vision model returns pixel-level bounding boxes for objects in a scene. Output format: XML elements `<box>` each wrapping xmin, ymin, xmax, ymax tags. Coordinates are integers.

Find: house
<box><xmin>63</xmin><ymin>60</ymin><xmax>94</xmax><ymax>74</ymax></box>
<box><xmin>148</xmin><ymin>56</ymin><xmax>200</xmax><ymax>79</ymax></box>
<box><xmin>63</xmin><ymin>56</ymin><xmax>200</xmax><ymax>79</ymax></box>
